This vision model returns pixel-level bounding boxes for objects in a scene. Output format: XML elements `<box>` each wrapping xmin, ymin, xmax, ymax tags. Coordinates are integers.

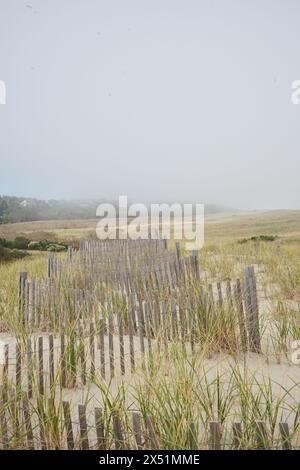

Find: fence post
<box><xmin>191</xmin><ymin>250</ymin><xmax>200</xmax><ymax>279</ymax></box>
<box><xmin>244</xmin><ymin>267</ymin><xmax>261</xmax><ymax>353</ymax></box>
<box><xmin>175</xmin><ymin>242</ymin><xmax>181</xmax><ymax>261</ymax></box>
<box><xmin>19</xmin><ymin>272</ymin><xmax>27</xmax><ymax>323</ymax></box>
<box><xmin>47</xmin><ymin>254</ymin><xmax>53</xmax><ymax>278</ymax></box>
<box><xmin>234</xmin><ymin>279</ymin><xmax>248</xmax><ymax>352</ymax></box>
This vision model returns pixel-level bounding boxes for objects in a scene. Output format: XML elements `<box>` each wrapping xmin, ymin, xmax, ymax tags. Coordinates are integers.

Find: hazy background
<box><xmin>0</xmin><ymin>0</ymin><xmax>300</xmax><ymax>210</ymax></box>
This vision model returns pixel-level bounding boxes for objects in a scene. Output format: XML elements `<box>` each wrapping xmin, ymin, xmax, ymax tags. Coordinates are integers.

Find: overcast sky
<box><xmin>0</xmin><ymin>0</ymin><xmax>299</xmax><ymax>209</ymax></box>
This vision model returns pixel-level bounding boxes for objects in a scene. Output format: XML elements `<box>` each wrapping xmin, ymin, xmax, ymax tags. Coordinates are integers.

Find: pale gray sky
<box><xmin>0</xmin><ymin>0</ymin><xmax>299</xmax><ymax>209</ymax></box>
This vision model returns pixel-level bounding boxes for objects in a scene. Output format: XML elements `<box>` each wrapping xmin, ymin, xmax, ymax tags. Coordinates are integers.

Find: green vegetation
<box><xmin>238</xmin><ymin>235</ymin><xmax>278</xmax><ymax>244</ymax></box>
<box><xmin>0</xmin><ymin>210</ymin><xmax>300</xmax><ymax>449</ymax></box>
<box><xmin>0</xmin><ymin>236</ymin><xmax>67</xmax><ymax>253</ymax></box>
<box><xmin>0</xmin><ymin>195</ymin><xmax>99</xmax><ymax>223</ymax></box>
<box><xmin>0</xmin><ymin>246</ymin><xmax>28</xmax><ymax>263</ymax></box>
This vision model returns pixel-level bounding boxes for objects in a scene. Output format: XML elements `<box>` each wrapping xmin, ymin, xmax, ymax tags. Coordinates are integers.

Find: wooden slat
<box><xmin>99</xmin><ymin>317</ymin><xmax>106</xmax><ymax>379</ymax></box>
<box><xmin>117</xmin><ymin>311</ymin><xmax>125</xmax><ymax>375</ymax></box>
<box><xmin>38</xmin><ymin>336</ymin><xmax>44</xmax><ymax>395</ymax></box>
<box><xmin>217</xmin><ymin>282</ymin><xmax>223</xmax><ymax>307</ymax></box>
<box><xmin>128</xmin><ymin>308</ymin><xmax>135</xmax><ymax>373</ymax></box>
<box><xmin>23</xmin><ymin>395</ymin><xmax>34</xmax><ymax>450</ymax></box>
<box><xmin>38</xmin><ymin>412</ymin><xmax>47</xmax><ymax>450</ymax></box>
<box><xmin>146</xmin><ymin>416</ymin><xmax>160</xmax><ymax>449</ymax></box>
<box><xmin>63</xmin><ymin>401</ymin><xmax>74</xmax><ymax>450</ymax></box>
<box><xmin>279</xmin><ymin>422</ymin><xmax>291</xmax><ymax>450</ymax></box>
<box><xmin>27</xmin><ymin>338</ymin><xmax>33</xmax><ymax>399</ymax></box>
<box><xmin>0</xmin><ymin>387</ymin><xmax>8</xmax><ymax>449</ymax></box>
<box><xmin>232</xmin><ymin>422</ymin><xmax>242</xmax><ymax>449</ymax></box>
<box><xmin>244</xmin><ymin>267</ymin><xmax>261</xmax><ymax>353</ymax></box>
<box><xmin>112</xmin><ymin>411</ymin><xmax>124</xmax><ymax>449</ymax></box>
<box><xmin>108</xmin><ymin>315</ymin><xmax>115</xmax><ymax>378</ymax></box>
<box><xmin>18</xmin><ymin>271</ymin><xmax>27</xmax><ymax>322</ymax></box>
<box><xmin>137</xmin><ymin>307</ymin><xmax>145</xmax><ymax>368</ymax></box>
<box><xmin>143</xmin><ymin>302</ymin><xmax>153</xmax><ymax>360</ymax></box>
<box><xmin>255</xmin><ymin>421</ymin><xmax>268</xmax><ymax>449</ymax></box>
<box><xmin>95</xmin><ymin>407</ymin><xmax>105</xmax><ymax>449</ymax></box>
<box><xmin>188</xmin><ymin>421</ymin><xmax>197</xmax><ymax>449</ymax></box>
<box><xmin>89</xmin><ymin>322</ymin><xmax>95</xmax><ymax>379</ymax></box>
<box><xmin>16</xmin><ymin>342</ymin><xmax>21</xmax><ymax>389</ymax></box>
<box><xmin>78</xmin><ymin>404</ymin><xmax>89</xmax><ymax>450</ymax></box>
<box><xmin>234</xmin><ymin>279</ymin><xmax>248</xmax><ymax>352</ymax></box>
<box><xmin>49</xmin><ymin>334</ymin><xmax>54</xmax><ymax>389</ymax></box>
<box><xmin>209</xmin><ymin>421</ymin><xmax>222</xmax><ymax>450</ymax></box>
<box><xmin>132</xmin><ymin>412</ymin><xmax>143</xmax><ymax>449</ymax></box>
<box><xmin>61</xmin><ymin>334</ymin><xmax>66</xmax><ymax>388</ymax></box>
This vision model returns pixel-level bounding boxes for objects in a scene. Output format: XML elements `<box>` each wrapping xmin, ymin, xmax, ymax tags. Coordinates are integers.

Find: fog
<box><xmin>0</xmin><ymin>0</ymin><xmax>300</xmax><ymax>210</ymax></box>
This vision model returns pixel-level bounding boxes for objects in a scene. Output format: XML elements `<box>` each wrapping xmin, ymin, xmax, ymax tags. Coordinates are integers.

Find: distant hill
<box><xmin>204</xmin><ymin>204</ymin><xmax>236</xmax><ymax>214</ymax></box>
<box><xmin>0</xmin><ymin>196</ymin><xmax>101</xmax><ymax>223</ymax></box>
<box><xmin>0</xmin><ymin>195</ymin><xmax>235</xmax><ymax>224</ymax></box>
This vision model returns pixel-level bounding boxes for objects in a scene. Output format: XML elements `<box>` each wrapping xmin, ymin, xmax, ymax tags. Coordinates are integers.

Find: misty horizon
<box><xmin>1</xmin><ymin>1</ymin><xmax>300</xmax><ymax>210</ymax></box>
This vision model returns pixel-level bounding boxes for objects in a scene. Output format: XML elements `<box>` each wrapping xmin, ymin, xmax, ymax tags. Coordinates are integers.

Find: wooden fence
<box><xmin>0</xmin><ymin>239</ymin><xmax>268</xmax><ymax>450</ymax></box>
<box><xmin>0</xmin><ymin>391</ymin><xmax>295</xmax><ymax>450</ymax></box>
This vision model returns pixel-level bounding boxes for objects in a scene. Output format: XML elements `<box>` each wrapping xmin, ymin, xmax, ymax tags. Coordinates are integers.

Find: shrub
<box><xmin>28</xmin><ymin>241</ymin><xmax>42</xmax><ymax>250</ymax></box>
<box><xmin>0</xmin><ymin>246</ymin><xmax>28</xmax><ymax>262</ymax></box>
<box><xmin>1</xmin><ymin>237</ymin><xmax>67</xmax><ymax>252</ymax></box>
<box><xmin>0</xmin><ymin>238</ymin><xmax>13</xmax><ymax>248</ymax></box>
<box><xmin>47</xmin><ymin>244</ymin><xmax>66</xmax><ymax>252</ymax></box>
<box><xmin>238</xmin><ymin>235</ymin><xmax>278</xmax><ymax>244</ymax></box>
<box><xmin>38</xmin><ymin>240</ymin><xmax>51</xmax><ymax>250</ymax></box>
<box><xmin>13</xmin><ymin>236</ymin><xmax>30</xmax><ymax>249</ymax></box>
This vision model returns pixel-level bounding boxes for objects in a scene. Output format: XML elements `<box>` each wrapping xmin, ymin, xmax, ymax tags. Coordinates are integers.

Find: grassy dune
<box><xmin>1</xmin><ymin>209</ymin><xmax>300</xmax><ymax>241</ymax></box>
<box><xmin>1</xmin><ymin>209</ymin><xmax>300</xmax><ymax>301</ymax></box>
<box><xmin>0</xmin><ymin>211</ymin><xmax>300</xmax><ymax>449</ymax></box>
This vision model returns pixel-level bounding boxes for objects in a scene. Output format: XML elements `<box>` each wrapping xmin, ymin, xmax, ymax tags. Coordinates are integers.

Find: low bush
<box><xmin>0</xmin><ymin>246</ymin><xmax>28</xmax><ymax>263</ymax></box>
<box><xmin>0</xmin><ymin>237</ymin><xmax>67</xmax><ymax>252</ymax></box>
<box><xmin>238</xmin><ymin>234</ymin><xmax>278</xmax><ymax>244</ymax></box>
<box><xmin>12</xmin><ymin>236</ymin><xmax>30</xmax><ymax>249</ymax></box>
<box><xmin>0</xmin><ymin>237</ymin><xmax>13</xmax><ymax>248</ymax></box>
<box><xmin>47</xmin><ymin>244</ymin><xmax>66</xmax><ymax>252</ymax></box>
<box><xmin>28</xmin><ymin>241</ymin><xmax>41</xmax><ymax>250</ymax></box>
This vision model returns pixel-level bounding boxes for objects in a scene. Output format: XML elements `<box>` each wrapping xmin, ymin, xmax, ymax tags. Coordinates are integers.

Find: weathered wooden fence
<box><xmin>0</xmin><ymin>239</ymin><xmax>267</xmax><ymax>450</ymax></box>
<box><xmin>0</xmin><ymin>391</ymin><xmax>294</xmax><ymax>450</ymax></box>
<box><xmin>17</xmin><ymin>239</ymin><xmax>261</xmax><ymax>357</ymax></box>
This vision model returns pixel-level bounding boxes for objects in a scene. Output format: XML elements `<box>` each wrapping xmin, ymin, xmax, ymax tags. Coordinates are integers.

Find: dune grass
<box><xmin>0</xmin><ymin>211</ymin><xmax>300</xmax><ymax>449</ymax></box>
